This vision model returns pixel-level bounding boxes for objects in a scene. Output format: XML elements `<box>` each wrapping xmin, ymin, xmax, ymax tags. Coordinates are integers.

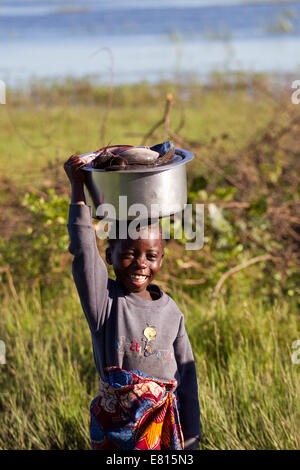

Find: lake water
<box><xmin>0</xmin><ymin>0</ymin><xmax>300</xmax><ymax>87</ymax></box>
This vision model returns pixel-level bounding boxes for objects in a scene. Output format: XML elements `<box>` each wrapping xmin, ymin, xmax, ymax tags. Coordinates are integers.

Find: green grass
<box><xmin>0</xmin><ymin>282</ymin><xmax>93</xmax><ymax>449</ymax></box>
<box><xmin>0</xmin><ymin>281</ymin><xmax>298</xmax><ymax>450</ymax></box>
<box><xmin>0</xmin><ymin>76</ymin><xmax>276</xmax><ymax>188</ymax></box>
<box><xmin>184</xmin><ymin>296</ymin><xmax>300</xmax><ymax>450</ymax></box>
<box><xmin>0</xmin><ymin>75</ymin><xmax>299</xmax><ymax>449</ymax></box>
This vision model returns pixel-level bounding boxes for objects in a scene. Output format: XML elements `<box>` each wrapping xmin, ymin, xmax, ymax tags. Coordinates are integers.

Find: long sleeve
<box><xmin>67</xmin><ymin>204</ymin><xmax>109</xmax><ymax>333</ymax></box>
<box><xmin>174</xmin><ymin>316</ymin><xmax>201</xmax><ymax>441</ymax></box>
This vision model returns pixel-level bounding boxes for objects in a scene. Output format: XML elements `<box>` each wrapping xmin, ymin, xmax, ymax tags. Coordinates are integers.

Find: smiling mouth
<box><xmin>129</xmin><ymin>274</ymin><xmax>150</xmax><ymax>285</ymax></box>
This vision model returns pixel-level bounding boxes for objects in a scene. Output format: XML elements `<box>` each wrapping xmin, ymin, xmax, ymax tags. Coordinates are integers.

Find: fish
<box><xmin>90</xmin><ymin>141</ymin><xmax>176</xmax><ymax>170</ymax></box>
<box><xmin>96</xmin><ymin>145</ymin><xmax>134</xmax><ymax>155</ymax></box>
<box><xmin>150</xmin><ymin>141</ymin><xmax>175</xmax><ymax>165</ymax></box>
<box><xmin>92</xmin><ymin>151</ymin><xmax>114</xmax><ymax>169</ymax></box>
<box><xmin>92</xmin><ymin>145</ymin><xmax>134</xmax><ymax>169</ymax></box>
<box><xmin>105</xmin><ymin>155</ymin><xmax>127</xmax><ymax>171</ymax></box>
<box><xmin>118</xmin><ymin>147</ymin><xmax>160</xmax><ymax>165</ymax></box>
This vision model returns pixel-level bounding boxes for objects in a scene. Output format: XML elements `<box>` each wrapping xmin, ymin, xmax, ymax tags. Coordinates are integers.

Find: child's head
<box><xmin>105</xmin><ymin>219</ymin><xmax>165</xmax><ymax>295</ymax></box>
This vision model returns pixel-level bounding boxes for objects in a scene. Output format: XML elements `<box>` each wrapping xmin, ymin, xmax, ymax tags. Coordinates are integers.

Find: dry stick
<box><xmin>174</xmin><ymin>102</ymin><xmax>185</xmax><ymax>135</ymax></box>
<box><xmin>211</xmin><ymin>254</ymin><xmax>273</xmax><ymax>310</ymax></box>
<box><xmin>142</xmin><ymin>93</ymin><xmax>244</xmax><ymax>190</ymax></box>
<box><xmin>141</xmin><ymin>93</ymin><xmax>174</xmax><ymax>145</ymax></box>
<box><xmin>162</xmin><ymin>99</ymin><xmax>189</xmax><ymax>149</ymax></box>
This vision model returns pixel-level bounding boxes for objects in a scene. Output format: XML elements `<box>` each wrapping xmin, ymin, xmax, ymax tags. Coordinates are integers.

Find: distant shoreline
<box><xmin>3</xmin><ymin>70</ymin><xmax>296</xmax><ymax>93</ymax></box>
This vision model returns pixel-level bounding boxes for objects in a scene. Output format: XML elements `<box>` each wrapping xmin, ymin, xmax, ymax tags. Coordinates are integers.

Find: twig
<box><xmin>174</xmin><ymin>103</ymin><xmax>185</xmax><ymax>135</ymax></box>
<box><xmin>211</xmin><ymin>254</ymin><xmax>273</xmax><ymax>309</ymax></box>
<box><xmin>141</xmin><ymin>92</ymin><xmax>244</xmax><ymax>191</ymax></box>
<box><xmin>141</xmin><ymin>93</ymin><xmax>174</xmax><ymax>145</ymax></box>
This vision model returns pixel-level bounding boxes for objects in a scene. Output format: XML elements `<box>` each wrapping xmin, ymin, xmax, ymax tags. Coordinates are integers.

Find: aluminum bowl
<box><xmin>81</xmin><ymin>148</ymin><xmax>194</xmax><ymax>220</ymax></box>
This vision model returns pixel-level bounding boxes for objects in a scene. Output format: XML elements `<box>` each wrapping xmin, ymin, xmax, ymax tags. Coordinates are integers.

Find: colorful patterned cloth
<box><xmin>90</xmin><ymin>366</ymin><xmax>184</xmax><ymax>450</ymax></box>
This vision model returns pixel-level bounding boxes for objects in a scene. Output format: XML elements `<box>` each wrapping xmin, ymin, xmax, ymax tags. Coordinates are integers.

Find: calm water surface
<box><xmin>0</xmin><ymin>0</ymin><xmax>299</xmax><ymax>86</ymax></box>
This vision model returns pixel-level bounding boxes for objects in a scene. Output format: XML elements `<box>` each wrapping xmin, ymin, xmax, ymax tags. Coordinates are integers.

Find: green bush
<box><xmin>0</xmin><ymin>190</ymin><xmax>70</xmax><ymax>287</ymax></box>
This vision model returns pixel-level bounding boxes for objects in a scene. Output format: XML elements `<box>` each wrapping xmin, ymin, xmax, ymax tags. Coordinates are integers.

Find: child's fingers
<box><xmin>63</xmin><ymin>156</ymin><xmax>87</xmax><ymax>184</ymax></box>
<box><xmin>74</xmin><ymin>163</ymin><xmax>87</xmax><ymax>173</ymax></box>
<box><xmin>64</xmin><ymin>154</ymin><xmax>85</xmax><ymax>165</ymax></box>
<box><xmin>64</xmin><ymin>155</ymin><xmax>86</xmax><ymax>170</ymax></box>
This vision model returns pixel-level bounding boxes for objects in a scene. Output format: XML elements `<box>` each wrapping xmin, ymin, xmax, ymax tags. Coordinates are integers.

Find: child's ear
<box><xmin>159</xmin><ymin>252</ymin><xmax>164</xmax><ymax>268</ymax></box>
<box><xmin>105</xmin><ymin>247</ymin><xmax>113</xmax><ymax>265</ymax></box>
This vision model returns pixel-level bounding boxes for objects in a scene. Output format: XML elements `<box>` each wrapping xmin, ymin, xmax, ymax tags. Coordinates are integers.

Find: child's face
<box><xmin>107</xmin><ymin>225</ymin><xmax>164</xmax><ymax>298</ymax></box>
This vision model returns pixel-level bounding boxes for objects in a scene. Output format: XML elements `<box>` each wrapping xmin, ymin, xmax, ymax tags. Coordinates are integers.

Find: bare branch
<box><xmin>211</xmin><ymin>254</ymin><xmax>273</xmax><ymax>309</ymax></box>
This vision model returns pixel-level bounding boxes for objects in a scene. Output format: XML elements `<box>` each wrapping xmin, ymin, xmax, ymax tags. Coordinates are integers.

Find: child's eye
<box><xmin>121</xmin><ymin>252</ymin><xmax>134</xmax><ymax>258</ymax></box>
<box><xmin>147</xmin><ymin>254</ymin><xmax>157</xmax><ymax>260</ymax></box>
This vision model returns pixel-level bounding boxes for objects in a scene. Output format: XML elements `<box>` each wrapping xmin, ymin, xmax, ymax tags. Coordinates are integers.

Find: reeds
<box><xmin>0</xmin><ymin>283</ymin><xmax>299</xmax><ymax>449</ymax></box>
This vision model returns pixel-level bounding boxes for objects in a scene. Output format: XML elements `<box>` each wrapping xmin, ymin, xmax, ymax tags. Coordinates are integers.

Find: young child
<box><xmin>64</xmin><ymin>155</ymin><xmax>201</xmax><ymax>450</ymax></box>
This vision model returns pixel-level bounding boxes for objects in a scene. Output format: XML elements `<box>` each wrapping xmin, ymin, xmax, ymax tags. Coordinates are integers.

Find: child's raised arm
<box><xmin>64</xmin><ymin>155</ymin><xmax>109</xmax><ymax>333</ymax></box>
<box><xmin>64</xmin><ymin>155</ymin><xmax>87</xmax><ymax>205</ymax></box>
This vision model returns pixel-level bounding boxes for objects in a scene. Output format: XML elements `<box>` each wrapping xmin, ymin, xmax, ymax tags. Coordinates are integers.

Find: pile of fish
<box><xmin>88</xmin><ymin>141</ymin><xmax>179</xmax><ymax>171</ymax></box>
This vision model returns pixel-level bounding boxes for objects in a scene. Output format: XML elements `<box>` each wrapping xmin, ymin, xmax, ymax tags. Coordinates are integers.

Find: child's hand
<box><xmin>63</xmin><ymin>155</ymin><xmax>87</xmax><ymax>186</ymax></box>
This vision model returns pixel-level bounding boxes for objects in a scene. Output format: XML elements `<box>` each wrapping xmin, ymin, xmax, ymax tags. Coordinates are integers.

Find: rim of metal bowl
<box><xmin>81</xmin><ymin>148</ymin><xmax>194</xmax><ymax>173</ymax></box>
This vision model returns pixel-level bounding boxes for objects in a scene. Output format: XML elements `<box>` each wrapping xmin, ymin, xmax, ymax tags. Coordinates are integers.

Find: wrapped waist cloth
<box><xmin>90</xmin><ymin>366</ymin><xmax>184</xmax><ymax>450</ymax></box>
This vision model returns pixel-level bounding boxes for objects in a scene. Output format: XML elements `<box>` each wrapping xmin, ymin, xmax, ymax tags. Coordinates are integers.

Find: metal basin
<box><xmin>81</xmin><ymin>148</ymin><xmax>194</xmax><ymax>220</ymax></box>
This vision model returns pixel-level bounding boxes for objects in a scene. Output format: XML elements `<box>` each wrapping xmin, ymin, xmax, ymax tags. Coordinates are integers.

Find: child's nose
<box><xmin>134</xmin><ymin>256</ymin><xmax>147</xmax><ymax>268</ymax></box>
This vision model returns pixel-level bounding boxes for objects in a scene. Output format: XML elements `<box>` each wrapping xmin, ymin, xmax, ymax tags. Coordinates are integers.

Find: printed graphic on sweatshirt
<box><xmin>116</xmin><ymin>324</ymin><xmax>174</xmax><ymax>363</ymax></box>
<box><xmin>142</xmin><ymin>326</ymin><xmax>157</xmax><ymax>357</ymax></box>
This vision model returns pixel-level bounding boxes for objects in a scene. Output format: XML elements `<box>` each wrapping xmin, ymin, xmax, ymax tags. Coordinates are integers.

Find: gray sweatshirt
<box><xmin>67</xmin><ymin>204</ymin><xmax>201</xmax><ymax>438</ymax></box>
